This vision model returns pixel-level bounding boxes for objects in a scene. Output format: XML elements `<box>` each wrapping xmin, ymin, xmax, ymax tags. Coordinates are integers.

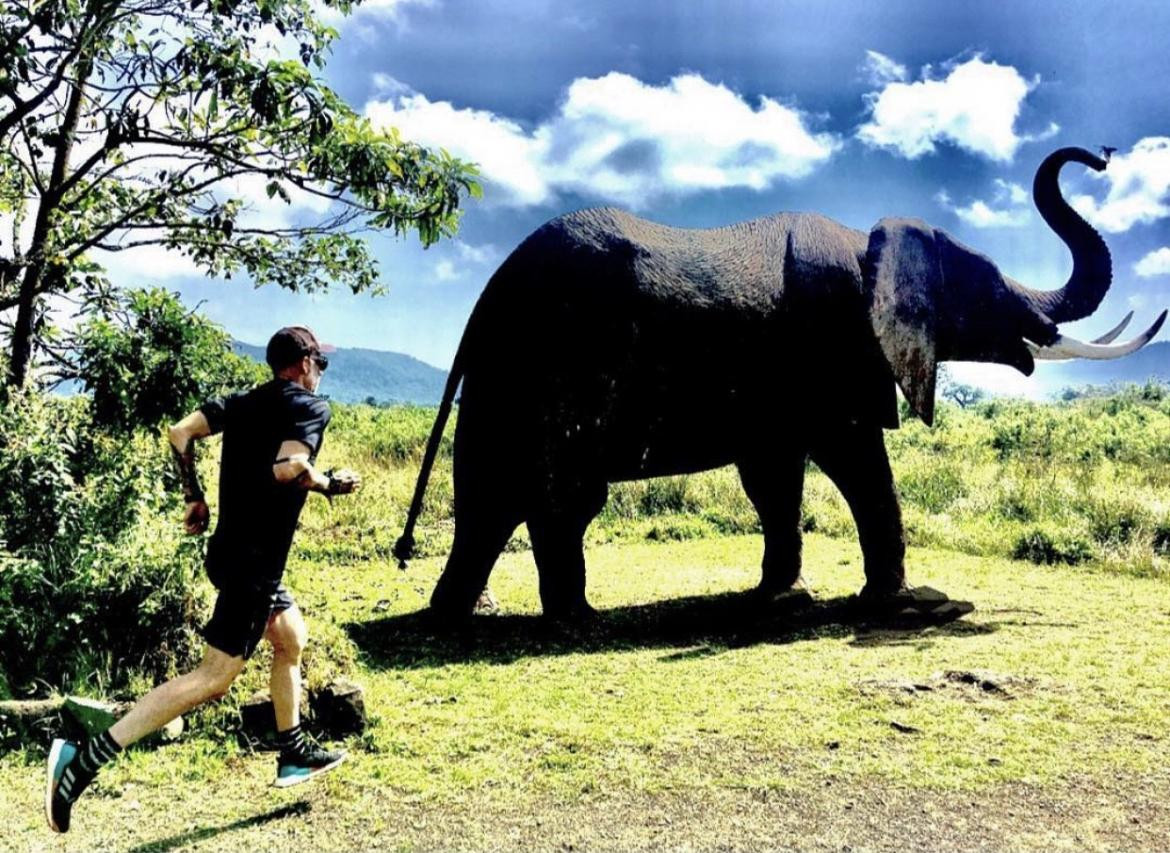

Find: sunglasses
<box><xmin>311</xmin><ymin>353</ymin><xmax>329</xmax><ymax>372</ymax></box>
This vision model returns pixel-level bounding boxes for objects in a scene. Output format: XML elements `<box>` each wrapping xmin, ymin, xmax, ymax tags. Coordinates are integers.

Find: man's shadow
<box><xmin>347</xmin><ymin>589</ymin><xmax>995</xmax><ymax>670</ymax></box>
<box><xmin>126</xmin><ymin>801</ymin><xmax>311</xmax><ymax>853</ymax></box>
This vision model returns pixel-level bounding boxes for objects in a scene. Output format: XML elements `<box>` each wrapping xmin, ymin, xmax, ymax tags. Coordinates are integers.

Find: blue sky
<box><xmin>105</xmin><ymin>0</ymin><xmax>1170</xmax><ymax>394</ymax></box>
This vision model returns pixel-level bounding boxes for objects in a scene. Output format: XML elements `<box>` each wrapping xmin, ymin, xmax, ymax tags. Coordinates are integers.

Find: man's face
<box><xmin>299</xmin><ymin>351</ymin><xmax>327</xmax><ymax>393</ymax></box>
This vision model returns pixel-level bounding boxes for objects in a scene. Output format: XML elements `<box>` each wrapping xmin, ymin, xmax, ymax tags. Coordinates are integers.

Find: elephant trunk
<box><xmin>1007</xmin><ymin>147</ymin><xmax>1112</xmax><ymax>326</ymax></box>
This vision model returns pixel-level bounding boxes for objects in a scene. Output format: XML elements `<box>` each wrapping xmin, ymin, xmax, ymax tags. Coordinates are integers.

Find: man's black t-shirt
<box><xmin>199</xmin><ymin>379</ymin><xmax>331</xmax><ymax>592</ymax></box>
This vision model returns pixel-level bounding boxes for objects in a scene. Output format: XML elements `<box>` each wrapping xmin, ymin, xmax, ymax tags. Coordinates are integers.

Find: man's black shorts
<box><xmin>202</xmin><ymin>584</ymin><xmax>295</xmax><ymax>659</ymax></box>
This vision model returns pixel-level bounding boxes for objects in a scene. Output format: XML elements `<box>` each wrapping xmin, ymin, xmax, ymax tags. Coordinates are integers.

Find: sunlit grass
<box><xmin>3</xmin><ymin>533</ymin><xmax>1168</xmax><ymax>848</ymax></box>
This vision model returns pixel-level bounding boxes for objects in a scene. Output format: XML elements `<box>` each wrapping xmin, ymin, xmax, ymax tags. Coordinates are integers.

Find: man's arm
<box><xmin>272</xmin><ymin>440</ymin><xmax>361</xmax><ymax>495</ymax></box>
<box><xmin>168</xmin><ymin>411</ymin><xmax>214</xmax><ymax>534</ymax></box>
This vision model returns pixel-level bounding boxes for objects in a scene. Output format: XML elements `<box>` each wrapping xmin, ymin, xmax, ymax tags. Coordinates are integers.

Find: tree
<box><xmin>936</xmin><ymin>365</ymin><xmax>985</xmax><ymax>409</ymax></box>
<box><xmin>0</xmin><ymin>0</ymin><xmax>480</xmax><ymax>388</ymax></box>
<box><xmin>70</xmin><ymin>286</ymin><xmax>269</xmax><ymax>432</ymax></box>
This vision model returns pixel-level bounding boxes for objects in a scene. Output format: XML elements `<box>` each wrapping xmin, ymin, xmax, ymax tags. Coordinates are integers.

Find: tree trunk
<box><xmin>7</xmin><ymin>264</ymin><xmax>41</xmax><ymax>388</ymax></box>
<box><xmin>5</xmin><ymin>46</ymin><xmax>94</xmax><ymax>388</ymax></box>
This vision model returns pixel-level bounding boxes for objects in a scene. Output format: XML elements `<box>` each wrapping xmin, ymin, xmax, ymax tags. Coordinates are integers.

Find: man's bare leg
<box><xmin>266</xmin><ymin>605</ymin><xmax>307</xmax><ymax>732</ymax></box>
<box><xmin>47</xmin><ymin>646</ymin><xmax>244</xmax><ymax>832</ymax></box>
<box><xmin>109</xmin><ymin>646</ymin><xmax>245</xmax><ymax>748</ymax></box>
<box><xmin>266</xmin><ymin>604</ymin><xmax>347</xmax><ymax>787</ymax></box>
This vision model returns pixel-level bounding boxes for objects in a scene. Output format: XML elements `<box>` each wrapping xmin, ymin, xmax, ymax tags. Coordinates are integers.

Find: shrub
<box><xmin>644</xmin><ymin>517</ymin><xmax>713</xmax><ymax>542</ymax></box>
<box><xmin>72</xmin><ymin>287</ymin><xmax>267</xmax><ymax>433</ymax></box>
<box><xmin>993</xmin><ymin>481</ymin><xmax>1038</xmax><ymax>523</ymax></box>
<box><xmin>1152</xmin><ymin>517</ymin><xmax>1170</xmax><ymax>556</ymax></box>
<box><xmin>898</xmin><ymin>463</ymin><xmax>968</xmax><ymax>514</ymax></box>
<box><xmin>1079</xmin><ymin>496</ymin><xmax>1153</xmax><ymax>547</ymax></box>
<box><xmin>1011</xmin><ymin>527</ymin><xmax>1095</xmax><ymax>566</ymax></box>
<box><xmin>332</xmin><ymin>404</ymin><xmax>453</xmax><ymax>463</ymax></box>
<box><xmin>0</xmin><ymin>393</ymin><xmax>207</xmax><ymax>694</ymax></box>
<box><xmin>0</xmin><ymin>294</ymin><xmax>277</xmax><ymax>697</ymax></box>
<box><xmin>638</xmin><ymin>477</ymin><xmax>699</xmax><ymax>516</ymax></box>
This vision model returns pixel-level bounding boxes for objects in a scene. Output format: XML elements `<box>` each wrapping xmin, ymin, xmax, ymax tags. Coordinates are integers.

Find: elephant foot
<box><xmin>853</xmin><ymin>584</ymin><xmax>974</xmax><ymax>624</ymax></box>
<box><xmin>752</xmin><ymin>575</ymin><xmax>814</xmax><ymax>613</ymax></box>
<box><xmin>428</xmin><ymin>579</ymin><xmax>482</xmax><ymax>623</ymax></box>
<box><xmin>473</xmin><ymin>587</ymin><xmax>500</xmax><ymax>615</ymax></box>
<box><xmin>541</xmin><ymin>599</ymin><xmax>599</xmax><ymax>626</ymax></box>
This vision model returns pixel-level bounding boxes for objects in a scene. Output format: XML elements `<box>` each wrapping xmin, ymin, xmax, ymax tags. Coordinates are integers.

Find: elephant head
<box><xmin>865</xmin><ymin>147</ymin><xmax>1165</xmax><ymax>425</ymax></box>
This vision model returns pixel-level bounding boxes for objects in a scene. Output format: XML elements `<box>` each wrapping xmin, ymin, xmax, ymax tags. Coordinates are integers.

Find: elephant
<box><xmin>394</xmin><ymin>147</ymin><xmax>1164</xmax><ymax>621</ymax></box>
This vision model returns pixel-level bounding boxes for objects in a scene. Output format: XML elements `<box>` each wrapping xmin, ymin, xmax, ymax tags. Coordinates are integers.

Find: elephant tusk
<box><xmin>1029</xmin><ymin>310</ymin><xmax>1167</xmax><ymax>360</ymax></box>
<box><xmin>1091</xmin><ymin>310</ymin><xmax>1133</xmax><ymax>344</ymax></box>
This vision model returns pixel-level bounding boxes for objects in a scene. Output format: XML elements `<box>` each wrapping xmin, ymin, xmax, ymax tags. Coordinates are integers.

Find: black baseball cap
<box><xmin>265</xmin><ymin>325</ymin><xmax>335</xmax><ymax>370</ymax></box>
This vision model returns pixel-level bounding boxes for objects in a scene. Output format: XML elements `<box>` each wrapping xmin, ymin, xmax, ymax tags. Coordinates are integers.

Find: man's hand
<box><xmin>184</xmin><ymin>500</ymin><xmax>210</xmax><ymax>534</ymax></box>
<box><xmin>325</xmin><ymin>468</ymin><xmax>362</xmax><ymax>496</ymax></box>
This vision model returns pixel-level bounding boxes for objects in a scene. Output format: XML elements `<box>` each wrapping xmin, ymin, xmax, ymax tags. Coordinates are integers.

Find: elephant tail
<box><xmin>392</xmin><ymin>337</ymin><xmax>467</xmax><ymax>570</ymax></box>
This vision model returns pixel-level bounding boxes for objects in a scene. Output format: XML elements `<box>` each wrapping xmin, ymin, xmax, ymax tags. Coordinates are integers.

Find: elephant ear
<box><xmin>865</xmin><ymin>218</ymin><xmax>941</xmax><ymax>426</ymax></box>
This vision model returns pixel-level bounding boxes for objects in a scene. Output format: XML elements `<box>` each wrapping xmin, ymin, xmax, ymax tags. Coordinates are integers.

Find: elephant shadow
<box><xmin>345</xmin><ymin>590</ymin><xmax>999</xmax><ymax>670</ymax></box>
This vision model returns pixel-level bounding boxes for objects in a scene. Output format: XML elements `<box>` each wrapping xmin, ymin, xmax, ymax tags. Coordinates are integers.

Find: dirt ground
<box><xmin>4</xmin><ymin>764</ymin><xmax>1166</xmax><ymax>852</ymax></box>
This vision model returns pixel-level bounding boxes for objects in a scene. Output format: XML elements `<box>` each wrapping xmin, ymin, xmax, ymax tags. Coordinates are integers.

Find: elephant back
<box><xmin>491</xmin><ymin>207</ymin><xmax>867</xmax><ymax>315</ymax></box>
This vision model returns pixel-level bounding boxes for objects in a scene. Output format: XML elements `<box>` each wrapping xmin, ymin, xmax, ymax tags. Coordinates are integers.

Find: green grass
<box><xmin>4</xmin><ymin>390</ymin><xmax>1169</xmax><ymax>847</ymax></box>
<box><xmin>2</xmin><ymin>533</ymin><xmax>1168</xmax><ymax>848</ymax></box>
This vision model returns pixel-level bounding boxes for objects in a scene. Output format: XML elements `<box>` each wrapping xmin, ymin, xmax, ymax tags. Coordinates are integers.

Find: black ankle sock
<box><xmin>59</xmin><ymin>730</ymin><xmax>122</xmax><ymax>802</ymax></box>
<box><xmin>276</xmin><ymin>724</ymin><xmax>307</xmax><ymax>758</ymax></box>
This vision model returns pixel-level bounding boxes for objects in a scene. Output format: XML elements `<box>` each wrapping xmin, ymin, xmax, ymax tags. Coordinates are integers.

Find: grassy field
<box><xmin>2</xmin><ymin>531</ymin><xmax>1168</xmax><ymax>851</ymax></box>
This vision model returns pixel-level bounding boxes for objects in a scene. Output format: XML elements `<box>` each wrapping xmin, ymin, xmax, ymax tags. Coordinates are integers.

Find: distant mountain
<box><xmin>1035</xmin><ymin>341</ymin><xmax>1170</xmax><ymax>394</ymax></box>
<box><xmin>233</xmin><ymin>341</ymin><xmax>448</xmax><ymax>405</ymax></box>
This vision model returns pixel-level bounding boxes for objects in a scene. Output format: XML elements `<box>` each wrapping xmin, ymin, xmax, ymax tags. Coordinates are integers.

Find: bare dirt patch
<box><xmin>46</xmin><ymin>767</ymin><xmax>1166</xmax><ymax>852</ymax></box>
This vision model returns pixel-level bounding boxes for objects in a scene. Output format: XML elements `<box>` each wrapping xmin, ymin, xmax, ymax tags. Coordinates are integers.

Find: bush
<box><xmin>330</xmin><ymin>404</ymin><xmax>452</xmax><ymax>463</ymax></box>
<box><xmin>0</xmin><ymin>292</ymin><xmax>276</xmax><ymax>697</ymax></box>
<box><xmin>1079</xmin><ymin>496</ymin><xmax>1153</xmax><ymax>547</ymax></box>
<box><xmin>72</xmin><ymin>287</ymin><xmax>267</xmax><ymax>433</ymax></box>
<box><xmin>1011</xmin><ymin>527</ymin><xmax>1095</xmax><ymax>566</ymax></box>
<box><xmin>0</xmin><ymin>392</ymin><xmax>207</xmax><ymax>694</ymax></box>
<box><xmin>644</xmin><ymin>517</ymin><xmax>714</xmax><ymax>542</ymax></box>
<box><xmin>639</xmin><ymin>476</ymin><xmax>698</xmax><ymax>516</ymax></box>
<box><xmin>898</xmin><ymin>463</ymin><xmax>968</xmax><ymax>514</ymax></box>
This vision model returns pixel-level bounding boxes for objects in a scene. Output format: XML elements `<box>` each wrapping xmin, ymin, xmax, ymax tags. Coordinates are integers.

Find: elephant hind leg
<box><xmin>737</xmin><ymin>448</ymin><xmax>808</xmax><ymax>594</ymax></box>
<box><xmin>430</xmin><ymin>508</ymin><xmax>518</xmax><ymax>619</ymax></box>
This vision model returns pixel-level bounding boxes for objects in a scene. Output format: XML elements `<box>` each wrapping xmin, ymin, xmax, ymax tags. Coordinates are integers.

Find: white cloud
<box><xmin>1135</xmin><ymin>247</ymin><xmax>1170</xmax><ymax>278</ymax></box>
<box><xmin>857</xmin><ymin>55</ymin><xmax>1046</xmax><ymax>162</ymax></box>
<box><xmin>433</xmin><ymin>259</ymin><xmax>459</xmax><ymax>281</ymax></box>
<box><xmin>998</xmin><ymin>179</ymin><xmax>1029</xmax><ymax>205</ymax></box>
<box><xmin>91</xmin><ymin>242</ymin><xmax>203</xmax><ymax>283</ymax></box>
<box><xmin>863</xmin><ymin>50</ymin><xmax>907</xmax><ymax>85</ymax></box>
<box><xmin>1070</xmin><ymin>137</ymin><xmax>1170</xmax><ymax>233</ymax></box>
<box><xmin>367</xmin><ymin>93</ymin><xmax>550</xmax><ymax>205</ymax></box>
<box><xmin>365</xmin><ymin>72</ymin><xmax>840</xmax><ymax>208</ymax></box>
<box><xmin>454</xmin><ymin>241</ymin><xmax>499</xmax><ymax>265</ymax></box>
<box><xmin>316</xmin><ymin>0</ymin><xmax>432</xmax><ymax>26</ymax></box>
<box><xmin>354</xmin><ymin>0</ymin><xmax>433</xmax><ymax>13</ymax></box>
<box><xmin>936</xmin><ymin>179</ymin><xmax>1031</xmax><ymax>228</ymax></box>
<box><xmin>370</xmin><ymin>73</ymin><xmax>414</xmax><ymax>99</ymax></box>
<box><xmin>428</xmin><ymin>241</ymin><xmax>500</xmax><ymax>283</ymax></box>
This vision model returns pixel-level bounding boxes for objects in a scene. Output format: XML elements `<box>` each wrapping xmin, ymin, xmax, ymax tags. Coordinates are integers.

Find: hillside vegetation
<box><xmin>3</xmin><ymin>384</ymin><xmax>1168</xmax><ymax>707</ymax></box>
<box><xmin>297</xmin><ymin>385</ymin><xmax>1170</xmax><ymax>580</ymax></box>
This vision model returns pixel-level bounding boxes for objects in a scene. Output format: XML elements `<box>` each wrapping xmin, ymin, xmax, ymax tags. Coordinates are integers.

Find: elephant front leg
<box><xmin>737</xmin><ymin>448</ymin><xmax>808</xmax><ymax>596</ymax></box>
<box><xmin>809</xmin><ymin>423</ymin><xmax>906</xmax><ymax>596</ymax></box>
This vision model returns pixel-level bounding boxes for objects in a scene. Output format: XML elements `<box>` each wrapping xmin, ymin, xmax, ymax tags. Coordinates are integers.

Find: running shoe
<box><xmin>274</xmin><ymin>746</ymin><xmax>347</xmax><ymax>788</ymax></box>
<box><xmin>45</xmin><ymin>738</ymin><xmax>81</xmax><ymax>833</ymax></box>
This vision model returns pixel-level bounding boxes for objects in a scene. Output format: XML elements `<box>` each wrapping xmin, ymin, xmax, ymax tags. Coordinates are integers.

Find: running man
<box><xmin>46</xmin><ymin>325</ymin><xmax>361</xmax><ymax>833</ymax></box>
